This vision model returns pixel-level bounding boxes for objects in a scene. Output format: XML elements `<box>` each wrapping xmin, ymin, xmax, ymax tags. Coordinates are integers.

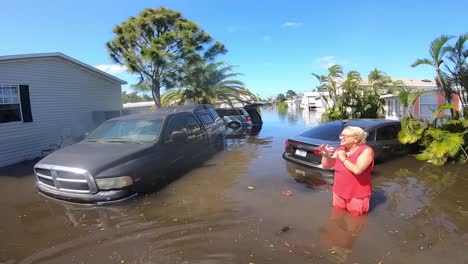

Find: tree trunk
<box><xmin>151</xmin><ymin>82</ymin><xmax>161</xmax><ymax>109</ymax></box>
<box><xmin>436</xmin><ymin>69</ymin><xmax>454</xmax><ymax>117</ymax></box>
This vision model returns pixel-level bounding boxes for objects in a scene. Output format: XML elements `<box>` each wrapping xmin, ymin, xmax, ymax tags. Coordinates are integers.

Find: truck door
<box><xmin>183</xmin><ymin>114</ymin><xmax>209</xmax><ymax>159</ymax></box>
<box><xmin>164</xmin><ymin>116</ymin><xmax>188</xmax><ymax>168</ymax></box>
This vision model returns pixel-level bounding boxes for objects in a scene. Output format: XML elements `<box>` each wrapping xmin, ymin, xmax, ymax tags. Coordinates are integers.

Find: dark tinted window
<box><xmin>376</xmin><ymin>125</ymin><xmax>399</xmax><ymax>140</ymax></box>
<box><xmin>216</xmin><ymin>109</ymin><xmax>242</xmax><ymax>117</ymax></box>
<box><xmin>199</xmin><ymin>113</ymin><xmax>214</xmax><ymax>124</ymax></box>
<box><xmin>367</xmin><ymin>130</ymin><xmax>376</xmax><ymax>141</ymax></box>
<box><xmin>184</xmin><ymin>115</ymin><xmax>202</xmax><ymax>134</ymax></box>
<box><xmin>166</xmin><ymin>116</ymin><xmax>187</xmax><ymax>139</ymax></box>
<box><xmin>300</xmin><ymin>123</ymin><xmax>344</xmax><ymax>141</ymax></box>
<box><xmin>207</xmin><ymin>107</ymin><xmax>220</xmax><ymax>119</ymax></box>
<box><xmin>246</xmin><ymin>109</ymin><xmax>262</xmax><ymax>124</ymax></box>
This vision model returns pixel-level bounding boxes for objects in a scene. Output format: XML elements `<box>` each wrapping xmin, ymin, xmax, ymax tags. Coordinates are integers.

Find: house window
<box><xmin>419</xmin><ymin>91</ymin><xmax>443</xmax><ymax>120</ymax></box>
<box><xmin>0</xmin><ymin>84</ymin><xmax>22</xmax><ymax>123</ymax></box>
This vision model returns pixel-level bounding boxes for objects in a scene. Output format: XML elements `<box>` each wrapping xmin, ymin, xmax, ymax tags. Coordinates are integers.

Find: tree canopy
<box><xmin>107</xmin><ymin>7</ymin><xmax>226</xmax><ymax>108</ymax></box>
<box><xmin>161</xmin><ymin>62</ymin><xmax>255</xmax><ymax>106</ymax></box>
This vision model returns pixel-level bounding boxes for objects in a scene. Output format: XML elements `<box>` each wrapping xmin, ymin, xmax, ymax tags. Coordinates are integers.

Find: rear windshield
<box><xmin>300</xmin><ymin>122</ymin><xmax>344</xmax><ymax>141</ymax></box>
<box><xmin>216</xmin><ymin>109</ymin><xmax>242</xmax><ymax>117</ymax></box>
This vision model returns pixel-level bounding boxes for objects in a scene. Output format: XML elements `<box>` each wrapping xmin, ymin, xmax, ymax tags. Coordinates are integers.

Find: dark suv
<box><xmin>34</xmin><ymin>104</ymin><xmax>225</xmax><ymax>203</ymax></box>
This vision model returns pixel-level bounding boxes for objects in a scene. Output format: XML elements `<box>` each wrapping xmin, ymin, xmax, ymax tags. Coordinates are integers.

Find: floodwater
<box><xmin>1</xmin><ymin>107</ymin><xmax>467</xmax><ymax>264</ymax></box>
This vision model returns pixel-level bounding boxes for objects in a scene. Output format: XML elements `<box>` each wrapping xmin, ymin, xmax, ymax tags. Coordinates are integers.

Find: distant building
<box><xmin>285</xmin><ymin>96</ymin><xmax>302</xmax><ymax>109</ymax></box>
<box><xmin>377</xmin><ymin>78</ymin><xmax>463</xmax><ymax>120</ymax></box>
<box><xmin>0</xmin><ymin>53</ymin><xmax>126</xmax><ymax>167</ymax></box>
<box><xmin>300</xmin><ymin>92</ymin><xmax>327</xmax><ymax>112</ymax></box>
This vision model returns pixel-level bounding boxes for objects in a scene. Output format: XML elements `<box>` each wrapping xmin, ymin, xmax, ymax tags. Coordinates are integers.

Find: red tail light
<box><xmin>285</xmin><ymin>140</ymin><xmax>290</xmax><ymax>148</ymax></box>
<box><xmin>245</xmin><ymin>116</ymin><xmax>251</xmax><ymax>122</ymax></box>
<box><xmin>313</xmin><ymin>148</ymin><xmax>323</xmax><ymax>156</ymax></box>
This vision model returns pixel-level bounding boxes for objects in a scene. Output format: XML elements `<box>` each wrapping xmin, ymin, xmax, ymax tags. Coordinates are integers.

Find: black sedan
<box><xmin>282</xmin><ymin>119</ymin><xmax>407</xmax><ymax>171</ymax></box>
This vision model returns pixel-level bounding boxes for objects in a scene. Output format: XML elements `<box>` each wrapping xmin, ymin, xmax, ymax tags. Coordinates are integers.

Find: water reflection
<box><xmin>319</xmin><ymin>209</ymin><xmax>368</xmax><ymax>263</ymax></box>
<box><xmin>285</xmin><ymin>161</ymin><xmax>333</xmax><ymax>191</ymax></box>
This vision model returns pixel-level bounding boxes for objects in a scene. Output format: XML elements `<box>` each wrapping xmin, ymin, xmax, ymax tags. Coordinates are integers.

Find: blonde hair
<box><xmin>342</xmin><ymin>126</ymin><xmax>368</xmax><ymax>145</ymax></box>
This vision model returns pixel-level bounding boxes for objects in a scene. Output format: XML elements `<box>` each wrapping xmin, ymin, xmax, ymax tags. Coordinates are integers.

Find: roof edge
<box><xmin>0</xmin><ymin>52</ymin><xmax>127</xmax><ymax>85</ymax></box>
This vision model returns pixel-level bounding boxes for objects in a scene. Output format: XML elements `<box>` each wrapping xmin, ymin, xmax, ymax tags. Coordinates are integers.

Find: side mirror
<box><xmin>170</xmin><ymin>131</ymin><xmax>187</xmax><ymax>142</ymax></box>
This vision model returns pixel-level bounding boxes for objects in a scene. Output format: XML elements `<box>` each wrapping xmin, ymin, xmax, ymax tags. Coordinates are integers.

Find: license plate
<box><xmin>295</xmin><ymin>149</ymin><xmax>307</xmax><ymax>157</ymax></box>
<box><xmin>295</xmin><ymin>169</ymin><xmax>306</xmax><ymax>176</ymax></box>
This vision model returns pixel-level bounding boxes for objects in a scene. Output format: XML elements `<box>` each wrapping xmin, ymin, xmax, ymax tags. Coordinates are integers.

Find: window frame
<box><xmin>165</xmin><ymin>116</ymin><xmax>188</xmax><ymax>142</ymax></box>
<box><xmin>0</xmin><ymin>84</ymin><xmax>23</xmax><ymax>124</ymax></box>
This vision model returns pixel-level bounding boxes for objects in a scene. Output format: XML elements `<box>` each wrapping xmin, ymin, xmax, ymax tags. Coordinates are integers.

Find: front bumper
<box><xmin>282</xmin><ymin>152</ymin><xmax>334</xmax><ymax>178</ymax></box>
<box><xmin>36</xmin><ymin>181</ymin><xmax>135</xmax><ymax>204</ymax></box>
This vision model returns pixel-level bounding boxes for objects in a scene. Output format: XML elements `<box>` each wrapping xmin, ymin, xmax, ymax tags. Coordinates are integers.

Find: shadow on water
<box><xmin>0</xmin><ymin>158</ymin><xmax>40</xmax><ymax>178</ymax></box>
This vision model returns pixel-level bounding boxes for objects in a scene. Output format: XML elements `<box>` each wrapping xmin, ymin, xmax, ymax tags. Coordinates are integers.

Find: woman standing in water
<box><xmin>319</xmin><ymin>126</ymin><xmax>374</xmax><ymax>216</ymax></box>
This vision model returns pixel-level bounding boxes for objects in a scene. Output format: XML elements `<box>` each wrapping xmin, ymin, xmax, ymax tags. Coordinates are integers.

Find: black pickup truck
<box><xmin>34</xmin><ymin>104</ymin><xmax>225</xmax><ymax>203</ymax></box>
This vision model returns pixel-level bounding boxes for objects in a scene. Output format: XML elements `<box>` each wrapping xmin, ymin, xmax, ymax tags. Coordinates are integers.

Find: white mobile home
<box><xmin>0</xmin><ymin>53</ymin><xmax>126</xmax><ymax>167</ymax></box>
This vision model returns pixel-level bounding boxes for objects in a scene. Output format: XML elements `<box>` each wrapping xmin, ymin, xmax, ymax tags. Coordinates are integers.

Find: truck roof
<box><xmin>108</xmin><ymin>104</ymin><xmax>214</xmax><ymax>121</ymax></box>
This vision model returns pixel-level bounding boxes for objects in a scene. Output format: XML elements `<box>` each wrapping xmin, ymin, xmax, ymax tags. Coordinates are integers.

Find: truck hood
<box><xmin>36</xmin><ymin>141</ymin><xmax>153</xmax><ymax>175</ymax></box>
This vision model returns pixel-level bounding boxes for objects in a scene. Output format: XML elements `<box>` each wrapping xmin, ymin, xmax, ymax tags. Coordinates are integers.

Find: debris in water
<box><xmin>282</xmin><ymin>190</ymin><xmax>293</xmax><ymax>196</ymax></box>
<box><xmin>248</xmin><ymin>186</ymin><xmax>255</xmax><ymax>190</ymax></box>
<box><xmin>276</xmin><ymin>226</ymin><xmax>291</xmax><ymax>234</ymax></box>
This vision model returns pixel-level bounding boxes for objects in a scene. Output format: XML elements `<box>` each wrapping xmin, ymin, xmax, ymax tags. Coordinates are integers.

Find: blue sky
<box><xmin>1</xmin><ymin>0</ymin><xmax>467</xmax><ymax>98</ymax></box>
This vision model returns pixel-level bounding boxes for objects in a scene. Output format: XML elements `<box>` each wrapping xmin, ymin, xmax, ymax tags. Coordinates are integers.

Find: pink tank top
<box><xmin>333</xmin><ymin>145</ymin><xmax>373</xmax><ymax>199</ymax></box>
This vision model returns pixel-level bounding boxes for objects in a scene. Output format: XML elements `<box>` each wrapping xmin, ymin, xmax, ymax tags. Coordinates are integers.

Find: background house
<box><xmin>379</xmin><ymin>78</ymin><xmax>463</xmax><ymax>120</ymax></box>
<box><xmin>300</xmin><ymin>91</ymin><xmax>327</xmax><ymax>112</ymax></box>
<box><xmin>0</xmin><ymin>53</ymin><xmax>126</xmax><ymax>167</ymax></box>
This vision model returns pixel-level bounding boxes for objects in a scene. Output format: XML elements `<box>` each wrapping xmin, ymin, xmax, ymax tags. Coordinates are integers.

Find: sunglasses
<box><xmin>339</xmin><ymin>133</ymin><xmax>356</xmax><ymax>139</ymax></box>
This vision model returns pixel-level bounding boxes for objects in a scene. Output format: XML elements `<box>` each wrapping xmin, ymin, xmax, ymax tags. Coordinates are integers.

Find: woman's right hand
<box><xmin>319</xmin><ymin>144</ymin><xmax>335</xmax><ymax>156</ymax></box>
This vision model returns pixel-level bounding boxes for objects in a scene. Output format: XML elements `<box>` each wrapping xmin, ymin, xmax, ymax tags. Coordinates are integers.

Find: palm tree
<box><xmin>446</xmin><ymin>33</ymin><xmax>468</xmax><ymax>117</ymax></box>
<box><xmin>411</xmin><ymin>35</ymin><xmax>454</xmax><ymax>116</ymax></box>
<box><xmin>397</xmin><ymin>86</ymin><xmax>426</xmax><ymax>117</ymax></box>
<box><xmin>161</xmin><ymin>62</ymin><xmax>255</xmax><ymax>107</ymax></box>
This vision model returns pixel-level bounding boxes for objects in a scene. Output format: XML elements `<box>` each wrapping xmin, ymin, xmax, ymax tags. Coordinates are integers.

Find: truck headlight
<box><xmin>95</xmin><ymin>176</ymin><xmax>133</xmax><ymax>190</ymax></box>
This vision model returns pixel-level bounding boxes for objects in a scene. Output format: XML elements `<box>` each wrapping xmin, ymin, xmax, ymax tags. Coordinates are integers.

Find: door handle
<box><xmin>382</xmin><ymin>145</ymin><xmax>391</xmax><ymax>149</ymax></box>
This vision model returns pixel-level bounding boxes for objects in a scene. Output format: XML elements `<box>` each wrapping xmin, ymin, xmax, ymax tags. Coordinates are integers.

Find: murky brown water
<box><xmin>1</xmin><ymin>108</ymin><xmax>467</xmax><ymax>264</ymax></box>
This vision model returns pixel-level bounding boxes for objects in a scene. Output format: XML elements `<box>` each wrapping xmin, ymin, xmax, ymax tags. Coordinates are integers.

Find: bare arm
<box><xmin>321</xmin><ymin>151</ymin><xmax>338</xmax><ymax>169</ymax></box>
<box><xmin>339</xmin><ymin>148</ymin><xmax>374</xmax><ymax>175</ymax></box>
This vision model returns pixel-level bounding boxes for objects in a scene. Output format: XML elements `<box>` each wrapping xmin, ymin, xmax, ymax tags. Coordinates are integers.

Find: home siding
<box><xmin>0</xmin><ymin>57</ymin><xmax>123</xmax><ymax>167</ymax></box>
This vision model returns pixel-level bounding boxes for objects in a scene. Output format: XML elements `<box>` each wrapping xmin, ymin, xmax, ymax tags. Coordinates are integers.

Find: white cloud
<box><xmin>281</xmin><ymin>21</ymin><xmax>302</xmax><ymax>28</ymax></box>
<box><xmin>262</xmin><ymin>35</ymin><xmax>272</xmax><ymax>41</ymax></box>
<box><xmin>316</xmin><ymin>56</ymin><xmax>337</xmax><ymax>69</ymax></box>
<box><xmin>94</xmin><ymin>64</ymin><xmax>127</xmax><ymax>74</ymax></box>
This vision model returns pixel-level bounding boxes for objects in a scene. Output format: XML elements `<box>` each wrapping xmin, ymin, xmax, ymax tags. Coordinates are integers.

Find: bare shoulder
<box><xmin>363</xmin><ymin>145</ymin><xmax>374</xmax><ymax>155</ymax></box>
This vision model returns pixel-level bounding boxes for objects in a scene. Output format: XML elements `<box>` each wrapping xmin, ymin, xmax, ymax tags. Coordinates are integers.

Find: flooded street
<box><xmin>1</xmin><ymin>108</ymin><xmax>467</xmax><ymax>264</ymax></box>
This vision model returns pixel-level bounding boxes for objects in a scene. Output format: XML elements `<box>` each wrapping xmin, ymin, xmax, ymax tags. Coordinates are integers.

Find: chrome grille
<box><xmin>34</xmin><ymin>164</ymin><xmax>98</xmax><ymax>194</ymax></box>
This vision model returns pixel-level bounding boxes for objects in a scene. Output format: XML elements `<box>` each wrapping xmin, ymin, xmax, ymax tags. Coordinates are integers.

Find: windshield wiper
<box><xmin>101</xmin><ymin>138</ymin><xmax>144</xmax><ymax>144</ymax></box>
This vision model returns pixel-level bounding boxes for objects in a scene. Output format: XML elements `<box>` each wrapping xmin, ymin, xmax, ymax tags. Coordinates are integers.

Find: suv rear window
<box><xmin>300</xmin><ymin>122</ymin><xmax>344</xmax><ymax>141</ymax></box>
<box><xmin>216</xmin><ymin>109</ymin><xmax>242</xmax><ymax>117</ymax></box>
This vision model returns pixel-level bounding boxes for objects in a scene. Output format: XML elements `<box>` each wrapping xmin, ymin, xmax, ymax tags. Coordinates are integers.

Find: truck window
<box><xmin>207</xmin><ymin>107</ymin><xmax>220</xmax><ymax>120</ymax></box>
<box><xmin>166</xmin><ymin>116</ymin><xmax>187</xmax><ymax>140</ymax></box>
<box><xmin>184</xmin><ymin>115</ymin><xmax>202</xmax><ymax>134</ymax></box>
<box><xmin>199</xmin><ymin>113</ymin><xmax>214</xmax><ymax>125</ymax></box>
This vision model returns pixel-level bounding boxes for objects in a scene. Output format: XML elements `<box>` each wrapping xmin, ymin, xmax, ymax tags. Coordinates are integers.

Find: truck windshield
<box><xmin>85</xmin><ymin>119</ymin><xmax>162</xmax><ymax>143</ymax></box>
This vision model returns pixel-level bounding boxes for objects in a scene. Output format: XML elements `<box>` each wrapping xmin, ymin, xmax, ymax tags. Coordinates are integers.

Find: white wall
<box><xmin>0</xmin><ymin>57</ymin><xmax>123</xmax><ymax>166</ymax></box>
